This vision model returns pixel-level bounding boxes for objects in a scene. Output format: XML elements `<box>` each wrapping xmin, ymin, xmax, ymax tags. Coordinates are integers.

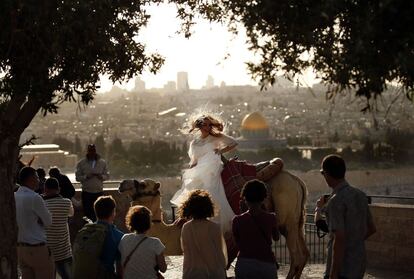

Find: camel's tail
<box><xmin>286</xmin><ymin>171</ymin><xmax>308</xmax><ymax>232</ymax></box>
<box><xmin>297</xmin><ymin>177</ymin><xmax>307</xmax><ymax>231</ymax></box>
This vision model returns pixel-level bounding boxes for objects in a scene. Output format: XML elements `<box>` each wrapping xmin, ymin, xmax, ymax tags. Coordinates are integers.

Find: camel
<box><xmin>118</xmin><ymin>178</ymin><xmax>182</xmax><ymax>255</ymax></box>
<box><xmin>267</xmin><ymin>170</ymin><xmax>309</xmax><ymax>279</ymax></box>
<box><xmin>119</xmin><ymin>171</ymin><xmax>309</xmax><ymax>279</ymax></box>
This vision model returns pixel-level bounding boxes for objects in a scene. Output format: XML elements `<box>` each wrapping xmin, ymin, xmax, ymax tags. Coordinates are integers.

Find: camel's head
<box><xmin>119</xmin><ymin>178</ymin><xmax>161</xmax><ymax>201</ymax></box>
<box><xmin>119</xmin><ymin>178</ymin><xmax>163</xmax><ymax>222</ymax></box>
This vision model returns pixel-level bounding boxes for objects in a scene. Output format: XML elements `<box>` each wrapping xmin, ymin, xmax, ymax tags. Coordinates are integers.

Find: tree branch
<box><xmin>18</xmin><ymin>135</ymin><xmax>38</xmax><ymax>149</ymax></box>
<box><xmin>13</xmin><ymin>95</ymin><xmax>43</xmax><ymax>136</ymax></box>
<box><xmin>384</xmin><ymin>87</ymin><xmax>403</xmax><ymax>119</ymax></box>
<box><xmin>1</xmin><ymin>94</ymin><xmax>26</xmax><ymax>127</ymax></box>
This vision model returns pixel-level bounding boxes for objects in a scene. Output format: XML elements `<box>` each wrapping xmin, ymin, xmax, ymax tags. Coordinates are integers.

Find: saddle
<box><xmin>256</xmin><ymin>158</ymin><xmax>283</xmax><ymax>182</ymax></box>
<box><xmin>220</xmin><ymin>156</ymin><xmax>281</xmax><ymax>215</ymax></box>
<box><xmin>221</xmin><ymin>155</ymin><xmax>280</xmax><ymax>178</ymax></box>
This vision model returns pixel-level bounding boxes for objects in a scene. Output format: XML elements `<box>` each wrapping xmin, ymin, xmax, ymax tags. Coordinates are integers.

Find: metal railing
<box><xmin>304</xmin><ymin>216</ymin><xmax>328</xmax><ymax>264</ymax></box>
<box><xmin>274</xmin><ymin>213</ymin><xmax>328</xmax><ymax>265</ymax></box>
<box><xmin>368</xmin><ymin>195</ymin><xmax>414</xmax><ymax>205</ymax></box>
<box><xmin>274</xmin><ymin>194</ymin><xmax>413</xmax><ymax>265</ymax></box>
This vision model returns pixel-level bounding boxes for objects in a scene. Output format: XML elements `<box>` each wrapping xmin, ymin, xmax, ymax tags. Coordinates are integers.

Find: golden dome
<box><xmin>241</xmin><ymin>112</ymin><xmax>269</xmax><ymax>130</ymax></box>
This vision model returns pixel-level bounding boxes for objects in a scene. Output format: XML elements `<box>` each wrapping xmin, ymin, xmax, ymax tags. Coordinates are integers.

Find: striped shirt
<box><xmin>43</xmin><ymin>194</ymin><xmax>74</xmax><ymax>261</ymax></box>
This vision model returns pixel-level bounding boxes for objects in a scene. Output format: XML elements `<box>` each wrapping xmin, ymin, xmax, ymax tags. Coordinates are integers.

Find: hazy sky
<box><xmin>100</xmin><ymin>3</ymin><xmax>317</xmax><ymax>92</ymax></box>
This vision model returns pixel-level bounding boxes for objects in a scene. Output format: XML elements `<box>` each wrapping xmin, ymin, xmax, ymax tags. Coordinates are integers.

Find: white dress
<box><xmin>171</xmin><ymin>134</ymin><xmax>237</xmax><ymax>233</ymax></box>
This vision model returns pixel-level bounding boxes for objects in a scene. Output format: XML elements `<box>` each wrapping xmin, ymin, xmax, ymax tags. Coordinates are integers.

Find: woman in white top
<box><xmin>118</xmin><ymin>206</ymin><xmax>167</xmax><ymax>279</ymax></box>
<box><xmin>171</xmin><ymin>114</ymin><xmax>238</xmax><ymax>233</ymax></box>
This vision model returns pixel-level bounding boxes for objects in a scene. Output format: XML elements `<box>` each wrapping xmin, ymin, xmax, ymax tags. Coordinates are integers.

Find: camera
<box><xmin>323</xmin><ymin>194</ymin><xmax>330</xmax><ymax>203</ymax></box>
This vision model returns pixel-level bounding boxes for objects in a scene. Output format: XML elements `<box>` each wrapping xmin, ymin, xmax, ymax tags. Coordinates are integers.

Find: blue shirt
<box><xmin>97</xmin><ymin>220</ymin><xmax>124</xmax><ymax>274</ymax></box>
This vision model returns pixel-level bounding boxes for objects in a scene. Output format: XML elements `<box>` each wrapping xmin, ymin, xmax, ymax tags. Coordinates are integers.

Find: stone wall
<box><xmin>366</xmin><ymin>203</ymin><xmax>414</xmax><ymax>271</ymax></box>
<box><xmin>297</xmin><ymin>167</ymin><xmax>414</xmax><ymax>193</ymax></box>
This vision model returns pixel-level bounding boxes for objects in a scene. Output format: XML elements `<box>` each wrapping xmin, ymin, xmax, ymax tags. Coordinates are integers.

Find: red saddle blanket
<box><xmin>221</xmin><ymin>159</ymin><xmax>256</xmax><ymax>215</ymax></box>
<box><xmin>221</xmin><ymin>159</ymin><xmax>257</xmax><ymax>267</ymax></box>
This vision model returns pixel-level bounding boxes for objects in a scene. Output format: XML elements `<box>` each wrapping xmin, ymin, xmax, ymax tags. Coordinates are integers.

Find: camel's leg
<box><xmin>285</xmin><ymin>225</ymin><xmax>299</xmax><ymax>279</ymax></box>
<box><xmin>165</xmin><ymin>224</ymin><xmax>182</xmax><ymax>256</ymax></box>
<box><xmin>295</xmin><ymin>226</ymin><xmax>309</xmax><ymax>279</ymax></box>
<box><xmin>149</xmin><ymin>224</ymin><xmax>182</xmax><ymax>256</ymax></box>
<box><xmin>294</xmin><ymin>232</ymin><xmax>309</xmax><ymax>279</ymax></box>
<box><xmin>285</xmin><ymin>224</ymin><xmax>308</xmax><ymax>279</ymax></box>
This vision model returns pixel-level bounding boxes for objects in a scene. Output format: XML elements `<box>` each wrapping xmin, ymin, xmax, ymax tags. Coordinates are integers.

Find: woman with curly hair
<box><xmin>179</xmin><ymin>189</ymin><xmax>228</xmax><ymax>279</ymax></box>
<box><xmin>171</xmin><ymin>113</ymin><xmax>238</xmax><ymax>233</ymax></box>
<box><xmin>118</xmin><ymin>206</ymin><xmax>167</xmax><ymax>279</ymax></box>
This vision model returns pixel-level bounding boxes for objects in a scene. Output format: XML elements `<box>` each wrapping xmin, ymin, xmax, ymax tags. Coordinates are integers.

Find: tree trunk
<box><xmin>0</xmin><ymin>136</ymin><xmax>20</xmax><ymax>279</ymax></box>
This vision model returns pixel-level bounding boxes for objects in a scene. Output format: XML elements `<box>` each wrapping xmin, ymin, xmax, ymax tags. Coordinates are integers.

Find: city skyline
<box><xmin>99</xmin><ymin>3</ymin><xmax>319</xmax><ymax>93</ymax></box>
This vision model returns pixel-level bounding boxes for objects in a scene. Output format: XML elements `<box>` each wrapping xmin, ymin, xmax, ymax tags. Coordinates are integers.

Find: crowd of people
<box><xmin>14</xmin><ymin>114</ymin><xmax>376</xmax><ymax>279</ymax></box>
<box><xmin>15</xmin><ymin>162</ymin><xmax>279</xmax><ymax>279</ymax></box>
<box><xmin>15</xmin><ymin>165</ymin><xmax>76</xmax><ymax>279</ymax></box>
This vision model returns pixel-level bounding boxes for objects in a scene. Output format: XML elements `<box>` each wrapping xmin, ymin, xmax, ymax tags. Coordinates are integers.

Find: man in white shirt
<box><xmin>75</xmin><ymin>144</ymin><xmax>109</xmax><ymax>221</ymax></box>
<box><xmin>15</xmin><ymin>166</ymin><xmax>55</xmax><ymax>279</ymax></box>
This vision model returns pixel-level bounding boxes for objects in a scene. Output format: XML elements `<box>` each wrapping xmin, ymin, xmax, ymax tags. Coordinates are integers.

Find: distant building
<box><xmin>177</xmin><ymin>72</ymin><xmax>189</xmax><ymax>92</ymax></box>
<box><xmin>311</xmin><ymin>135</ymin><xmax>330</xmax><ymax>147</ymax></box>
<box><xmin>107</xmin><ymin>85</ymin><xmax>127</xmax><ymax>98</ymax></box>
<box><xmin>20</xmin><ymin>144</ymin><xmax>78</xmax><ymax>171</ymax></box>
<box><xmin>237</xmin><ymin>112</ymin><xmax>286</xmax><ymax>150</ymax></box>
<box><xmin>240</xmin><ymin>112</ymin><xmax>270</xmax><ymax>138</ymax></box>
<box><xmin>163</xmin><ymin>81</ymin><xmax>177</xmax><ymax>92</ymax></box>
<box><xmin>134</xmin><ymin>77</ymin><xmax>146</xmax><ymax>92</ymax></box>
<box><xmin>205</xmin><ymin>75</ymin><xmax>214</xmax><ymax>89</ymax></box>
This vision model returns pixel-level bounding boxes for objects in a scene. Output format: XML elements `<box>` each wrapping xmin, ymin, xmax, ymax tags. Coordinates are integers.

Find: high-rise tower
<box><xmin>177</xmin><ymin>71</ymin><xmax>189</xmax><ymax>92</ymax></box>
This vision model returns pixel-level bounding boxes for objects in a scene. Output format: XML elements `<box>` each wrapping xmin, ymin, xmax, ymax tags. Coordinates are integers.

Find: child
<box><xmin>232</xmin><ymin>179</ymin><xmax>280</xmax><ymax>279</ymax></box>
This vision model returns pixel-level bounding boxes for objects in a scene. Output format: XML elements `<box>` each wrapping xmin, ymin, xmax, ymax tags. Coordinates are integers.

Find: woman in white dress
<box><xmin>171</xmin><ymin>114</ymin><xmax>238</xmax><ymax>233</ymax></box>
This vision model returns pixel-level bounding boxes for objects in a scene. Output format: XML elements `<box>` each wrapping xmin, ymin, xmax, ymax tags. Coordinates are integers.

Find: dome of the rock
<box><xmin>241</xmin><ymin>112</ymin><xmax>269</xmax><ymax>131</ymax></box>
<box><xmin>238</xmin><ymin>112</ymin><xmax>286</xmax><ymax>149</ymax></box>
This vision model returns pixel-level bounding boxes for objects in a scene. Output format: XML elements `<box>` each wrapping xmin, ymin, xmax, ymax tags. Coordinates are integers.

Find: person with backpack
<box><xmin>118</xmin><ymin>206</ymin><xmax>167</xmax><ymax>279</ymax></box>
<box><xmin>232</xmin><ymin>179</ymin><xmax>280</xmax><ymax>279</ymax></box>
<box><xmin>72</xmin><ymin>195</ymin><xmax>124</xmax><ymax>278</ymax></box>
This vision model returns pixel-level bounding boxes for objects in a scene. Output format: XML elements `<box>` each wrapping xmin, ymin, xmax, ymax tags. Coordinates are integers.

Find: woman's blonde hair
<box><xmin>188</xmin><ymin>114</ymin><xmax>224</xmax><ymax>137</ymax></box>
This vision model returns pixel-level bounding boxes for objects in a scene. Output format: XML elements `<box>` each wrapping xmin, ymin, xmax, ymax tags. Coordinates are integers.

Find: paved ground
<box><xmin>51</xmin><ymin>256</ymin><xmax>411</xmax><ymax>278</ymax></box>
<box><xmin>163</xmin><ymin>256</ymin><xmax>412</xmax><ymax>279</ymax></box>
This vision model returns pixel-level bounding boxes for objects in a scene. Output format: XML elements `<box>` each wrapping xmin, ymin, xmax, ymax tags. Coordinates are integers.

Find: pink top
<box><xmin>232</xmin><ymin>211</ymin><xmax>278</xmax><ymax>263</ymax></box>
